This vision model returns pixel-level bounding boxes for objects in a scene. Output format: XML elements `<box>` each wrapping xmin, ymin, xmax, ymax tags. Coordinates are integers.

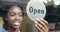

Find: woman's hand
<box><xmin>35</xmin><ymin>18</ymin><xmax>48</xmax><ymax>32</ymax></box>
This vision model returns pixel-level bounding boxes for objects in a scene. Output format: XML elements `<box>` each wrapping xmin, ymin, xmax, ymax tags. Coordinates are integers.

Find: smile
<box><xmin>13</xmin><ymin>21</ymin><xmax>20</xmax><ymax>26</ymax></box>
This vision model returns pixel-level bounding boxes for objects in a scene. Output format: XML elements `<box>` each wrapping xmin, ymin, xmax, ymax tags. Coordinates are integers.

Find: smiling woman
<box><xmin>0</xmin><ymin>4</ymin><xmax>23</xmax><ymax>32</ymax></box>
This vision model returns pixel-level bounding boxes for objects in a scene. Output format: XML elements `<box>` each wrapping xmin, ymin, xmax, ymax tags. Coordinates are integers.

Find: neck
<box><xmin>7</xmin><ymin>27</ymin><xmax>20</xmax><ymax>32</ymax></box>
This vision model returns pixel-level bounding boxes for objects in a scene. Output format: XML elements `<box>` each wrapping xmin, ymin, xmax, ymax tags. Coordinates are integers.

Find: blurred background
<box><xmin>0</xmin><ymin>0</ymin><xmax>60</xmax><ymax>32</ymax></box>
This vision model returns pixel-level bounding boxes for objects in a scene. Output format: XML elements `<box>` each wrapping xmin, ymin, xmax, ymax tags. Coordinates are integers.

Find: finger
<box><xmin>36</xmin><ymin>18</ymin><xmax>48</xmax><ymax>25</ymax></box>
<box><xmin>36</xmin><ymin>22</ymin><xmax>47</xmax><ymax>32</ymax></box>
<box><xmin>39</xmin><ymin>18</ymin><xmax>49</xmax><ymax>31</ymax></box>
<box><xmin>36</xmin><ymin>19</ymin><xmax>48</xmax><ymax>30</ymax></box>
<box><xmin>35</xmin><ymin>24</ymin><xmax>43</xmax><ymax>32</ymax></box>
<box><xmin>40</xmin><ymin>18</ymin><xmax>48</xmax><ymax>25</ymax></box>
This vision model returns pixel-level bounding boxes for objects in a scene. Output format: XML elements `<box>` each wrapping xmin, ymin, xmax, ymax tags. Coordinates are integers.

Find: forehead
<box><xmin>8</xmin><ymin>6</ymin><xmax>22</xmax><ymax>12</ymax></box>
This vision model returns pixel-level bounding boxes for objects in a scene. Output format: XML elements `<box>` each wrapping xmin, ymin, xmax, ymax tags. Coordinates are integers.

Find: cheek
<box><xmin>7</xmin><ymin>16</ymin><xmax>15</xmax><ymax>22</ymax></box>
<box><xmin>21</xmin><ymin>17</ymin><xmax>23</xmax><ymax>20</ymax></box>
<box><xmin>9</xmin><ymin>17</ymin><xmax>15</xmax><ymax>20</ymax></box>
<box><xmin>19</xmin><ymin>17</ymin><xmax>23</xmax><ymax>22</ymax></box>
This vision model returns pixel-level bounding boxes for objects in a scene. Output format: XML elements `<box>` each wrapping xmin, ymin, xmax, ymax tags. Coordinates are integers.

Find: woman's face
<box><xmin>6</xmin><ymin>6</ymin><xmax>23</xmax><ymax>29</ymax></box>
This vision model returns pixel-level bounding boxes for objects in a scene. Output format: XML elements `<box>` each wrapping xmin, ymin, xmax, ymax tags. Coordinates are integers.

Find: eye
<box><xmin>9</xmin><ymin>13</ymin><xmax>15</xmax><ymax>17</ymax></box>
<box><xmin>19</xmin><ymin>14</ymin><xmax>22</xmax><ymax>17</ymax></box>
<box><xmin>10</xmin><ymin>14</ymin><xmax>15</xmax><ymax>16</ymax></box>
<box><xmin>19</xmin><ymin>13</ymin><xmax>23</xmax><ymax>17</ymax></box>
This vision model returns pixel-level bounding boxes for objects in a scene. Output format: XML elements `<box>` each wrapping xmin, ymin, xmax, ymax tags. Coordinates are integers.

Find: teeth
<box><xmin>14</xmin><ymin>22</ymin><xmax>19</xmax><ymax>25</ymax></box>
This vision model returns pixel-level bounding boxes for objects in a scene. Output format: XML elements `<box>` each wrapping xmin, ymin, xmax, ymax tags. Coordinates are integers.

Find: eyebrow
<box><xmin>8</xmin><ymin>11</ymin><xmax>22</xmax><ymax>13</ymax></box>
<box><xmin>7</xmin><ymin>12</ymin><xmax>22</xmax><ymax>14</ymax></box>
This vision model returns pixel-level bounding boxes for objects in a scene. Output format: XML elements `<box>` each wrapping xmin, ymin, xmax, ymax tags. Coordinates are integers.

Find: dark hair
<box><xmin>2</xmin><ymin>4</ymin><xmax>23</xmax><ymax>30</ymax></box>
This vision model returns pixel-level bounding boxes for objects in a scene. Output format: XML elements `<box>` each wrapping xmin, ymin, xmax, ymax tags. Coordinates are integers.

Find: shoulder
<box><xmin>0</xmin><ymin>27</ymin><xmax>6</xmax><ymax>32</ymax></box>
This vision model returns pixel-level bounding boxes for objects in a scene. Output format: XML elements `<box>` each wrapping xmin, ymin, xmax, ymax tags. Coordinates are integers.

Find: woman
<box><xmin>0</xmin><ymin>4</ymin><xmax>48</xmax><ymax>32</ymax></box>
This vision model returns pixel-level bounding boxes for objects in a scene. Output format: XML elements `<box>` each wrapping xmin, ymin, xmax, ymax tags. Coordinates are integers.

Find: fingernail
<box><xmin>36</xmin><ymin>18</ymin><xmax>39</xmax><ymax>21</ymax></box>
<box><xmin>40</xmin><ymin>18</ymin><xmax>43</xmax><ymax>20</ymax></box>
<box><xmin>35</xmin><ymin>21</ymin><xmax>37</xmax><ymax>23</ymax></box>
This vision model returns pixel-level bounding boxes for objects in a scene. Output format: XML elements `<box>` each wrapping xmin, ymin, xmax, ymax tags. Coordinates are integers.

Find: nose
<box><xmin>15</xmin><ymin>15</ymin><xmax>20</xmax><ymax>20</ymax></box>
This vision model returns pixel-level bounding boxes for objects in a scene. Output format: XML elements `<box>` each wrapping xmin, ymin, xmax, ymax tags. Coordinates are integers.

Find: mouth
<box><xmin>13</xmin><ymin>21</ymin><xmax>20</xmax><ymax>26</ymax></box>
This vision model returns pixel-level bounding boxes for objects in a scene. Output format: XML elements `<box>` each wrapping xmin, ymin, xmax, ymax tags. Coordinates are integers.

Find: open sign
<box><xmin>29</xmin><ymin>7</ymin><xmax>44</xmax><ymax>15</ymax></box>
<box><xmin>26</xmin><ymin>0</ymin><xmax>46</xmax><ymax>21</ymax></box>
